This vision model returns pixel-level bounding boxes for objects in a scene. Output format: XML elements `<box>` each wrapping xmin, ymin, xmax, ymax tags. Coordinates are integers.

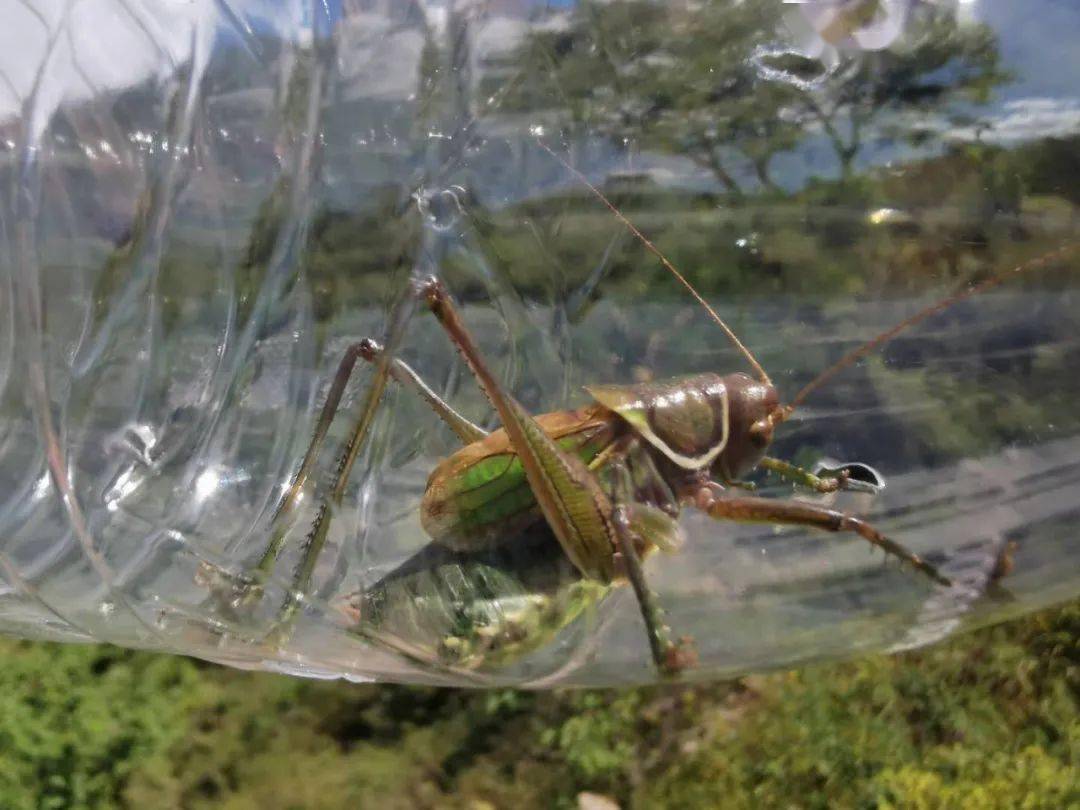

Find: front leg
<box><xmin>760</xmin><ymin>457</ymin><xmax>884</xmax><ymax>495</ymax></box>
<box><xmin>694</xmin><ymin>486</ymin><xmax>950</xmax><ymax>587</ymax></box>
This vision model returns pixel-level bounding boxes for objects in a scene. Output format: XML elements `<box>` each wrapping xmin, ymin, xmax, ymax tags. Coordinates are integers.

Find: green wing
<box><xmin>421</xmin><ymin>408</ymin><xmax>618</xmax><ymax>552</ymax></box>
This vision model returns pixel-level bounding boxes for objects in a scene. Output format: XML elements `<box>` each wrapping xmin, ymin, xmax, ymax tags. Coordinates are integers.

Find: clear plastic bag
<box><xmin>1</xmin><ymin>0</ymin><xmax>1077</xmax><ymax>686</ymax></box>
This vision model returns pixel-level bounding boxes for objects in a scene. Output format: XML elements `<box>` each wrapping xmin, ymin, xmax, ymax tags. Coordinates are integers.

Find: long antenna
<box><xmin>536</xmin><ymin>138</ymin><xmax>773</xmax><ymax>386</ymax></box>
<box><xmin>786</xmin><ymin>242</ymin><xmax>1080</xmax><ymax>414</ymax></box>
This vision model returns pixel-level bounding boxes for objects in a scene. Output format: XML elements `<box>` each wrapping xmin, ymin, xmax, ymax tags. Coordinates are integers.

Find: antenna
<box><xmin>785</xmin><ymin>242</ymin><xmax>1080</xmax><ymax>414</ymax></box>
<box><xmin>536</xmin><ymin>138</ymin><xmax>773</xmax><ymax>386</ymax></box>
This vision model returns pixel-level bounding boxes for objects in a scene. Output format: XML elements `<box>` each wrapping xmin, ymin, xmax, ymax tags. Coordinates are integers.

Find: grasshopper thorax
<box><xmin>585</xmin><ymin>372</ymin><xmax>779</xmax><ymax>481</ymax></box>
<box><xmin>716</xmin><ymin>372</ymin><xmax>781</xmax><ymax>482</ymax></box>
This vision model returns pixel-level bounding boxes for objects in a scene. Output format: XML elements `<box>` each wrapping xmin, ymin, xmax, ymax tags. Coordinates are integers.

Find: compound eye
<box><xmin>748</xmin><ymin>418</ymin><xmax>773</xmax><ymax>447</ymax></box>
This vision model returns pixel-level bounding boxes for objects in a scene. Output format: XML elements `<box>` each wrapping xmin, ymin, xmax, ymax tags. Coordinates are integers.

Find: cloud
<box><xmin>0</xmin><ymin>0</ymin><xmax>313</xmax><ymax>131</ymax></box>
<box><xmin>948</xmin><ymin>97</ymin><xmax>1080</xmax><ymax>144</ymax></box>
<box><xmin>0</xmin><ymin>0</ymin><xmax>214</xmax><ymax>130</ymax></box>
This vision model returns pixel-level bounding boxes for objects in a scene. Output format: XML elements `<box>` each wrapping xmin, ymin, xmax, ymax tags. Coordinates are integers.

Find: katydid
<box><xmin>213</xmin><ymin>146</ymin><xmax>1078</xmax><ymax>678</ymax></box>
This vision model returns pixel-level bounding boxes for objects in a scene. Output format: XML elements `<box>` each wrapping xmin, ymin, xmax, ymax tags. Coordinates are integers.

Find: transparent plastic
<box><xmin>1</xmin><ymin>0</ymin><xmax>1078</xmax><ymax>686</ymax></box>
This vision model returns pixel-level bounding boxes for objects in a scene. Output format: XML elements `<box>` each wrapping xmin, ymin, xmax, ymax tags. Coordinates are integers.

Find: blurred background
<box><xmin>0</xmin><ymin>0</ymin><xmax>1078</xmax><ymax>799</ymax></box>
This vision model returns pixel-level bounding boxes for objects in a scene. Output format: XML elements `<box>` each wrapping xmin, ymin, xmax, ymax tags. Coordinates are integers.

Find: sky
<box><xmin>977</xmin><ymin>0</ymin><xmax>1080</xmax><ymax>101</ymax></box>
<box><xmin>1</xmin><ymin>0</ymin><xmax>1079</xmax><ymax>156</ymax></box>
<box><xmin>966</xmin><ymin>1</ymin><xmax>1080</xmax><ymax>143</ymax></box>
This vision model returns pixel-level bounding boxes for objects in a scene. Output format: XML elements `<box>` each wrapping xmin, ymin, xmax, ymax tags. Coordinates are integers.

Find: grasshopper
<box><xmin>224</xmin><ymin>146</ymin><xmax>1077</xmax><ymax>679</ymax></box>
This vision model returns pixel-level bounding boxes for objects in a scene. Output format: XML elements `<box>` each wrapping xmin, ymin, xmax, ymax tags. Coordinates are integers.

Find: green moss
<box><xmin>1</xmin><ymin>603</ymin><xmax>1075</xmax><ymax>808</ymax></box>
<box><xmin>637</xmin><ymin>606</ymin><xmax>1080</xmax><ymax>809</ymax></box>
<box><xmin>0</xmin><ymin>641</ymin><xmax>205</xmax><ymax>810</ymax></box>
<box><xmin>874</xmin><ymin>744</ymin><xmax>1079</xmax><ymax>810</ymax></box>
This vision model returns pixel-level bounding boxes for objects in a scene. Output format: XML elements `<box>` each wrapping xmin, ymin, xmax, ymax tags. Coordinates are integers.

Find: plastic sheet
<box><xmin>1</xmin><ymin>0</ymin><xmax>1078</xmax><ymax>686</ymax></box>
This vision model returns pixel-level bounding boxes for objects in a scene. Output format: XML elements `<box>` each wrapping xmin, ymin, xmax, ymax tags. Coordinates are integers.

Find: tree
<box><xmin>773</xmin><ymin>2</ymin><xmax>1006</xmax><ymax>181</ymax></box>
<box><xmin>502</xmin><ymin>0</ymin><xmax>1005</xmax><ymax>194</ymax></box>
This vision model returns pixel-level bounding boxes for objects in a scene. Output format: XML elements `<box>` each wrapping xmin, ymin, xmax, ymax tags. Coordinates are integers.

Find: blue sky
<box><xmin>977</xmin><ymin>0</ymin><xmax>1080</xmax><ymax>101</ymax></box>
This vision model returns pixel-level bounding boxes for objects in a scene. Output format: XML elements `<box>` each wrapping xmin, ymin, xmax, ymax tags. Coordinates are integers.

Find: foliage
<box><xmin>777</xmin><ymin>3</ymin><xmax>1006</xmax><ymax>179</ymax></box>
<box><xmin>0</xmin><ymin>603</ymin><xmax>1076</xmax><ymax>808</ymax></box>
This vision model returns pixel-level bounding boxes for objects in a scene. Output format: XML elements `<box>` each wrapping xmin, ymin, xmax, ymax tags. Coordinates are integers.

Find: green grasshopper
<box><xmin>223</xmin><ymin>147</ymin><xmax>1077</xmax><ymax>679</ymax></box>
